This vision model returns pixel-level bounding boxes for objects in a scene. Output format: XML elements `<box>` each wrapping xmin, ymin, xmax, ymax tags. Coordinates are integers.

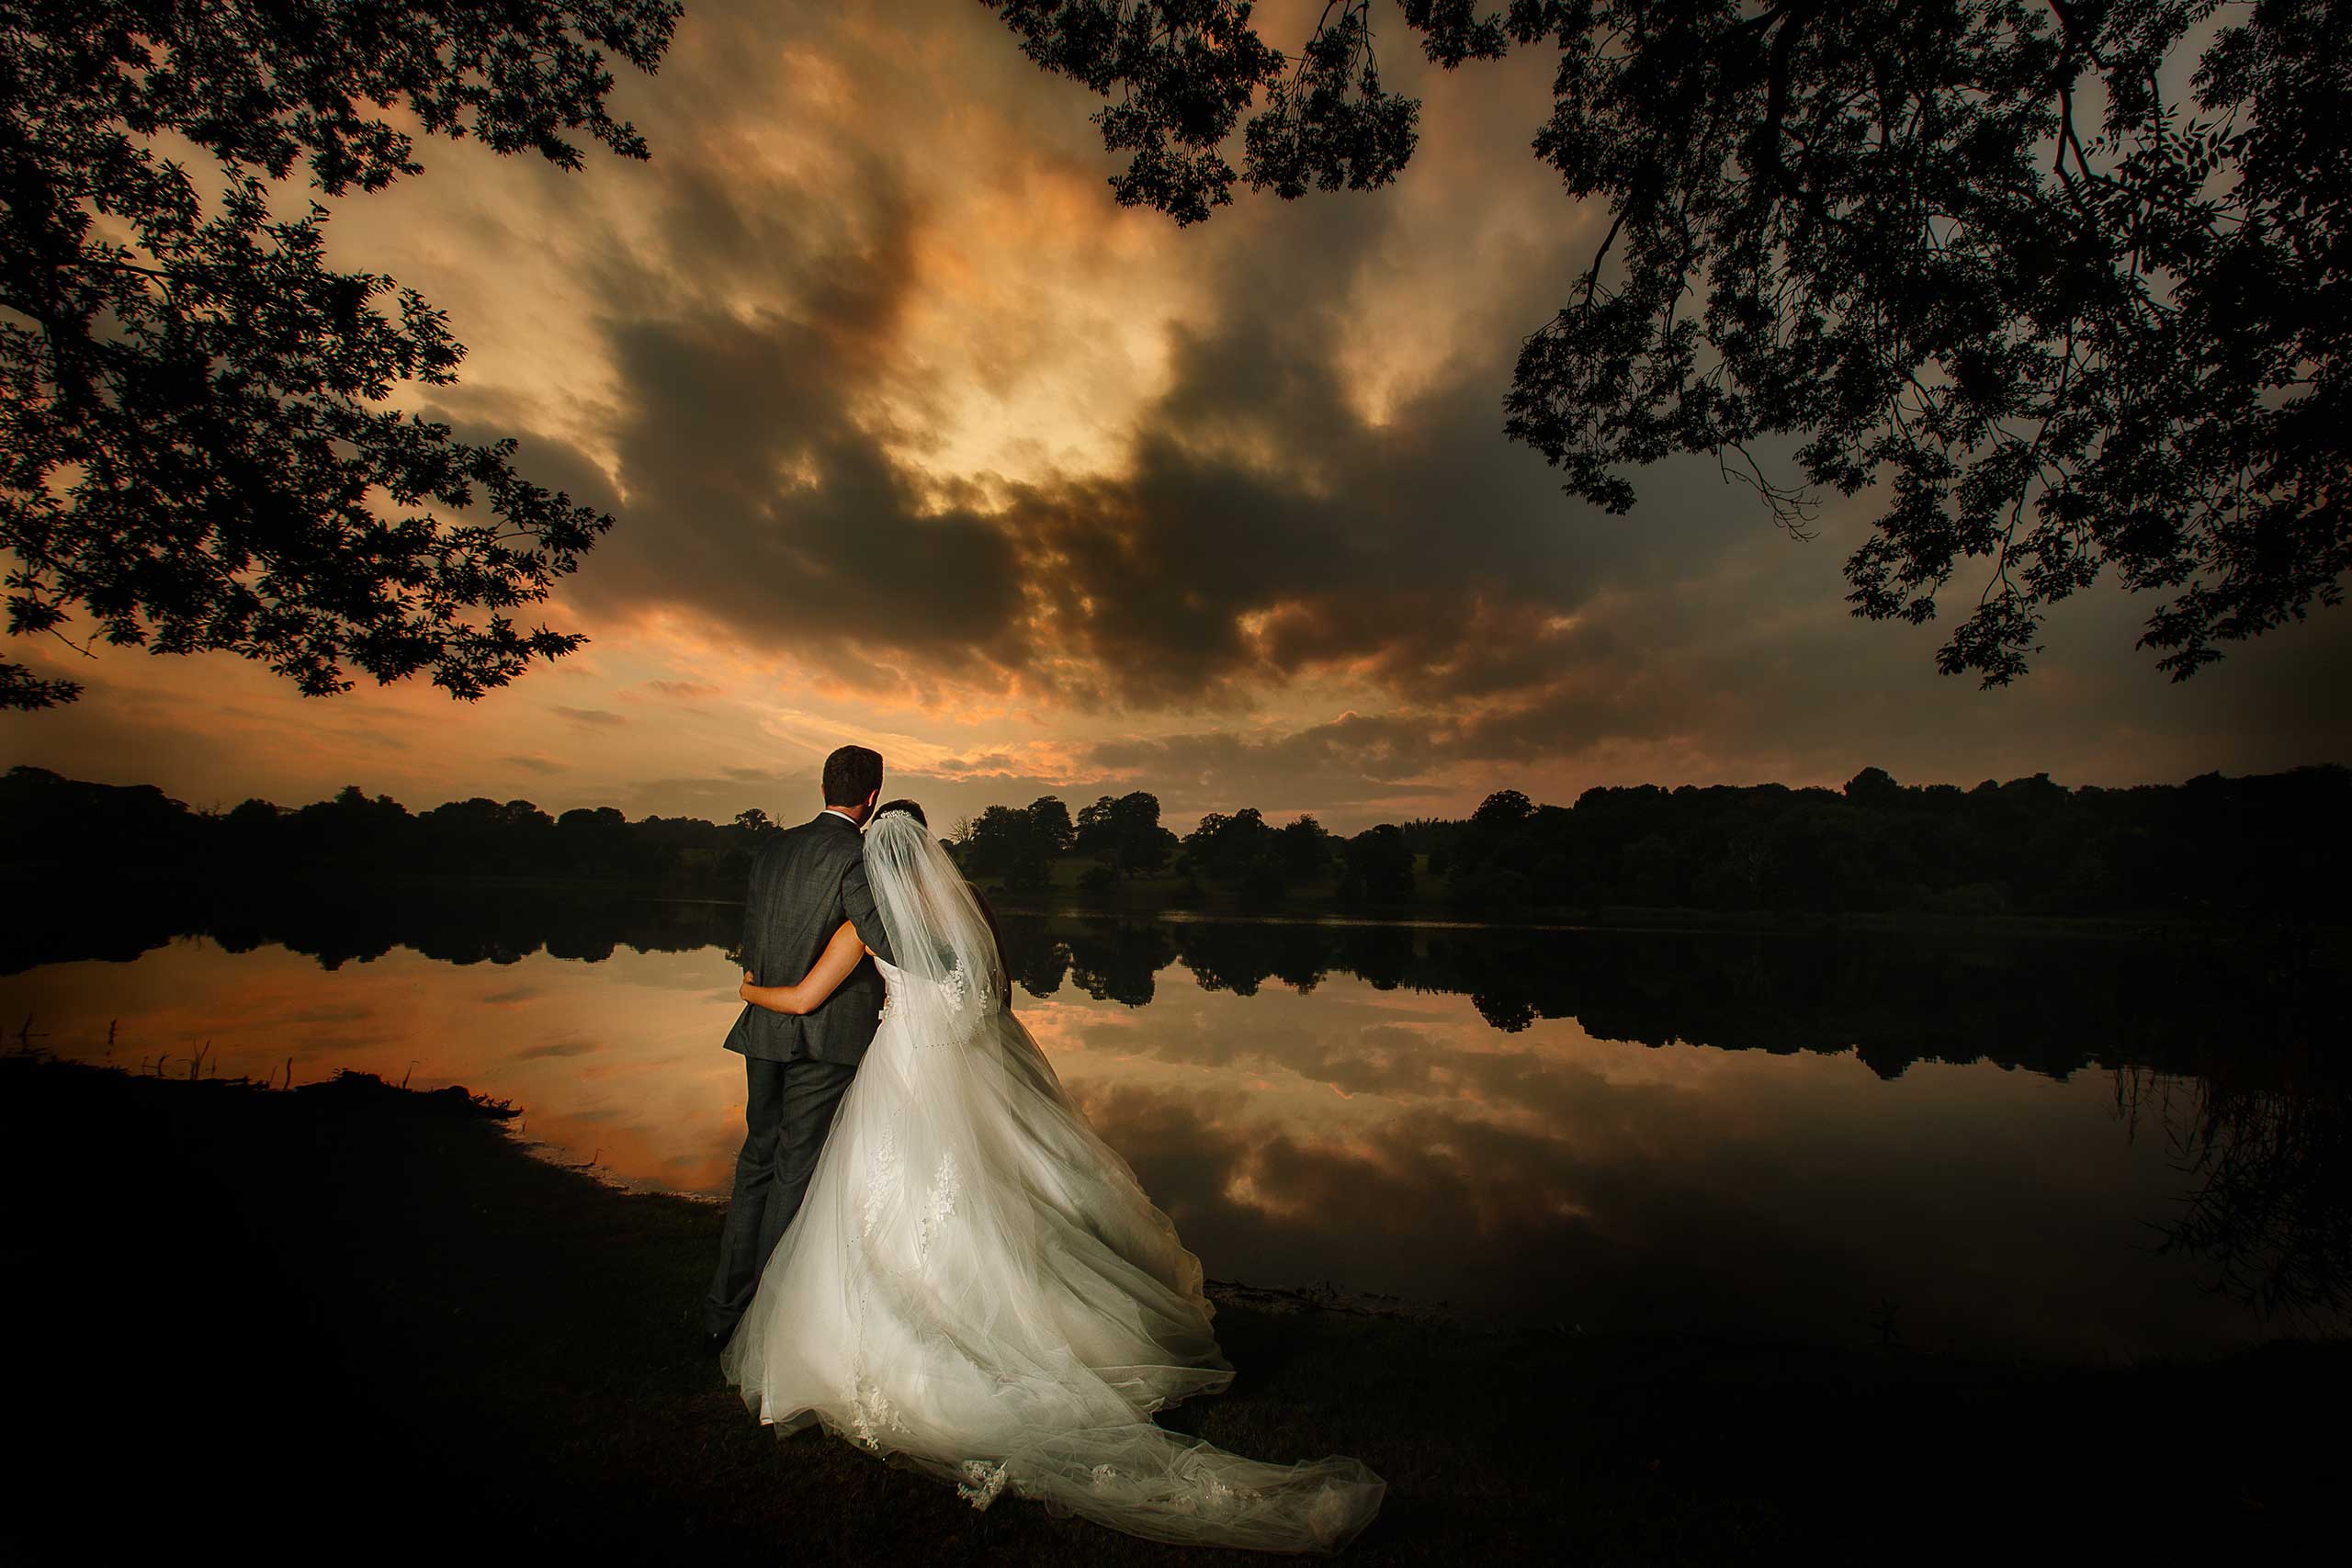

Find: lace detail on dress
<box><xmin>1080</xmin><ymin>1458</ymin><xmax>1259</xmax><ymax>1517</ymax></box>
<box><xmin>863</xmin><ymin>1127</ymin><xmax>899</xmax><ymax>1237</ymax></box>
<box><xmin>956</xmin><ymin>1458</ymin><xmax>1011</xmax><ymax>1509</ymax></box>
<box><xmin>915</xmin><ymin>1145</ymin><xmax>960</xmax><ymax>1261</ymax></box>
<box><xmin>845</xmin><ymin>1371</ymin><xmax>908</xmax><ymax>1451</ymax></box>
<box><xmin>952</xmin><ymin>964</ymin><xmax>1000</xmax><ymax>1017</ymax></box>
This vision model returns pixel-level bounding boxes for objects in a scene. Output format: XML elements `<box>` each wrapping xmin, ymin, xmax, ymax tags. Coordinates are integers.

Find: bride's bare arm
<box><xmin>739</xmin><ymin>919</ymin><xmax>869</xmax><ymax>1015</ymax></box>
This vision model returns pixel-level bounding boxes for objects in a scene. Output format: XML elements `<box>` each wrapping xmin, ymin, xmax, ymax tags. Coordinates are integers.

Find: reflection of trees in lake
<box><xmin>2116</xmin><ymin>1057</ymin><xmax>2350</xmax><ymax>1322</ymax></box>
<box><xmin>4</xmin><ymin>883</ymin><xmax>741</xmax><ymax>976</ymax></box>
<box><xmin>1001</xmin><ymin>916</ymin><xmax>2307</xmax><ymax>1084</ymax></box>
<box><xmin>11</xmin><ymin>886</ymin><xmax>2324</xmax><ymax>1093</ymax></box>
<box><xmin>2110</xmin><ymin>928</ymin><xmax>2349</xmax><ymax>1322</ymax></box>
<box><xmin>1063</xmin><ymin>922</ymin><xmax>1178</xmax><ymax>1007</ymax></box>
<box><xmin>17</xmin><ymin>886</ymin><xmax>2337</xmax><ymax>1350</ymax></box>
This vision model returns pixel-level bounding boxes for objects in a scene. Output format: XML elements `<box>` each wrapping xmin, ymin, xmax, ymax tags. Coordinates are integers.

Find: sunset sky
<box><xmin>4</xmin><ymin>0</ymin><xmax>2346</xmax><ymax>834</ymax></box>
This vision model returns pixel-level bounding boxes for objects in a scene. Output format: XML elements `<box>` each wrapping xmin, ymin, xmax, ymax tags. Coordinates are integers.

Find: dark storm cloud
<box><xmin>989</xmin><ymin>208</ymin><xmax>1731</xmax><ymax>712</ymax></box>
<box><xmin>584</xmin><ymin>160</ymin><xmax>1748</xmax><ymax>720</ymax></box>
<box><xmin>578</xmin><ymin>291</ymin><xmax>1039</xmax><ymax>684</ymax></box>
<box><xmin>503</xmin><ymin>6</ymin><xmax>1059</xmax><ymax>690</ymax></box>
<box><xmin>533</xmin><ymin>0</ymin><xmax>2348</xmax><ymax>800</ymax></box>
<box><xmin>499</xmin><ymin>0</ymin><xmax>1768</xmax><ymax>728</ymax></box>
<box><xmin>1083</xmin><ymin>713</ymin><xmax>1450</xmax><ymax>809</ymax></box>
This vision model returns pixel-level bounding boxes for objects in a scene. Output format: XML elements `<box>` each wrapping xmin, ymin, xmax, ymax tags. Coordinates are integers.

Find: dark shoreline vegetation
<box><xmin>7</xmin><ymin>761</ymin><xmax>2346</xmax><ymax>930</ymax></box>
<box><xmin>6</xmin><ymin>1050</ymin><xmax>2345</xmax><ymax>1562</ymax></box>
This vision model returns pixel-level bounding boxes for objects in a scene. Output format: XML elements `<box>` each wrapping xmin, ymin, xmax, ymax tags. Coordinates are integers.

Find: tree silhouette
<box><xmin>1180</xmin><ymin>805</ymin><xmax>1276</xmax><ymax>885</ymax></box>
<box><xmin>1276</xmin><ymin>812</ymin><xmax>1335</xmax><ymax>879</ymax></box>
<box><xmin>1075</xmin><ymin>789</ymin><xmax>1181</xmax><ymax>877</ymax></box>
<box><xmin>955</xmin><ymin>795</ymin><xmax>1077</xmax><ymax>887</ymax></box>
<box><xmin>9</xmin><ymin>758</ymin><xmax>2344</xmax><ymax>927</ymax></box>
<box><xmin>1340</xmin><ymin>820</ymin><xmax>1416</xmax><ymax>902</ymax></box>
<box><xmin>1027</xmin><ymin>795</ymin><xmax>1078</xmax><ymax>852</ymax></box>
<box><xmin>983</xmin><ymin>0</ymin><xmax>2347</xmax><ymax>684</ymax></box>
<box><xmin>0</xmin><ymin>0</ymin><xmax>683</xmax><ymax>710</ymax></box>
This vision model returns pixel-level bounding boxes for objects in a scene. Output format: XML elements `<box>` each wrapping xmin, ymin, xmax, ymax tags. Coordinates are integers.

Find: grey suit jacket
<box><xmin>725</xmin><ymin>810</ymin><xmax>898</xmax><ymax>1064</ymax></box>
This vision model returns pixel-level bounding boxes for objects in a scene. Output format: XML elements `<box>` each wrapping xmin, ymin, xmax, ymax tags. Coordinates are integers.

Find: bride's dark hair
<box><xmin>874</xmin><ymin>797</ymin><xmax>927</xmax><ymax>828</ymax></box>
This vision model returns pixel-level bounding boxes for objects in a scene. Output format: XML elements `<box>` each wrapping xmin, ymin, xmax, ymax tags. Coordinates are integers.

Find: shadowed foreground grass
<box><xmin>4</xmin><ymin>1053</ymin><xmax>2342</xmax><ymax>1563</ymax></box>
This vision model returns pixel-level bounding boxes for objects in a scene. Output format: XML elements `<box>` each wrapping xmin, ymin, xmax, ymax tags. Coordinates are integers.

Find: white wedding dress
<box><xmin>719</xmin><ymin>812</ymin><xmax>1384</xmax><ymax>1552</ymax></box>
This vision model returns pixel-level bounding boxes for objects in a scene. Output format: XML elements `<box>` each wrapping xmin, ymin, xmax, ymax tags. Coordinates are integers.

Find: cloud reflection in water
<box><xmin>1</xmin><ymin>901</ymin><xmax>2324</xmax><ymax>1357</ymax></box>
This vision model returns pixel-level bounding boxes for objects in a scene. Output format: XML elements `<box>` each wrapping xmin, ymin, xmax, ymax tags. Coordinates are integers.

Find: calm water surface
<box><xmin>6</xmin><ymin>888</ymin><xmax>2338</xmax><ymax>1359</ymax></box>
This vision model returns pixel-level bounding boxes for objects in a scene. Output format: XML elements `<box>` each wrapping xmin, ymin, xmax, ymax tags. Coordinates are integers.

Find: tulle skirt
<box><xmin>718</xmin><ymin>994</ymin><xmax>1385</xmax><ymax>1552</ymax></box>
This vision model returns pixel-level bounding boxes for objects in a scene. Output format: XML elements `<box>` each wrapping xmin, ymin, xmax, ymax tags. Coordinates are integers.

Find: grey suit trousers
<box><xmin>703</xmin><ymin>1051</ymin><xmax>858</xmax><ymax>1339</ymax></box>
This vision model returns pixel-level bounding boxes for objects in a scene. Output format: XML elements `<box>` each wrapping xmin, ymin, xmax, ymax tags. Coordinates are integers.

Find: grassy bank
<box><xmin>4</xmin><ymin>1053</ymin><xmax>2342</xmax><ymax>1562</ymax></box>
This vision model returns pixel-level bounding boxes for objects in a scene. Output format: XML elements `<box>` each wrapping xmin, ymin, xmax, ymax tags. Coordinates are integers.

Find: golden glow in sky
<box><xmin>3</xmin><ymin>0</ymin><xmax>2344</xmax><ymax>831</ymax></box>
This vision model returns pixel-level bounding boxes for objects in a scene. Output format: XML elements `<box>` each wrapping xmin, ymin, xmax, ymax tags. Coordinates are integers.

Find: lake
<box><xmin>6</xmin><ymin>884</ymin><xmax>2340</xmax><ymax>1359</ymax></box>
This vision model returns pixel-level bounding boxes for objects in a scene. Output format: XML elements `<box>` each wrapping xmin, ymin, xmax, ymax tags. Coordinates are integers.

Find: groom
<box><xmin>702</xmin><ymin>743</ymin><xmax>898</xmax><ymax>1352</ymax></box>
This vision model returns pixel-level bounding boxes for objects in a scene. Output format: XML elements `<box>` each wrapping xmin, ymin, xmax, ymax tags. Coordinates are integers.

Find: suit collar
<box><xmin>815</xmin><ymin>808</ymin><xmax>863</xmax><ymax>831</ymax></box>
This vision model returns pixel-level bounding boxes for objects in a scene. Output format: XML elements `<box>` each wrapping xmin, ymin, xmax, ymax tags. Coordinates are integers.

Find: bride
<box><xmin>721</xmin><ymin>802</ymin><xmax>1385</xmax><ymax>1552</ymax></box>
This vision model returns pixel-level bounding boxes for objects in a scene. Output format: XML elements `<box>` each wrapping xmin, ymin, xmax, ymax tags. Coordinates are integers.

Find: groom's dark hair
<box><xmin>822</xmin><ymin>744</ymin><xmax>884</xmax><ymax>807</ymax></box>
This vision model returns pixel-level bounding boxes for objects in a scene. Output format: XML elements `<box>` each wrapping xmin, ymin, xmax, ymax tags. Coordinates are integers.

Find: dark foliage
<box><xmin>0</xmin><ymin>764</ymin><xmax>733</xmax><ymax>901</ymax></box>
<box><xmin>1071</xmin><ymin>788</ymin><xmax>1183</xmax><ymax>877</ymax></box>
<box><xmin>1</xmin><ymin>0</ymin><xmax>683</xmax><ymax>708</ymax></box>
<box><xmin>985</xmin><ymin>0</ymin><xmax>2350</xmax><ymax>684</ymax></box>
<box><xmin>14</xmin><ymin>758</ymin><xmax>2343</xmax><ymax>928</ymax></box>
<box><xmin>1170</xmin><ymin>807</ymin><xmax>1342</xmax><ymax>903</ymax></box>
<box><xmin>1430</xmin><ymin>765</ymin><xmax>2350</xmax><ymax>919</ymax></box>
<box><xmin>952</xmin><ymin>795</ymin><xmax>1079</xmax><ymax>887</ymax></box>
<box><xmin>1340</xmin><ymin>819</ymin><xmax>1417</xmax><ymax>903</ymax></box>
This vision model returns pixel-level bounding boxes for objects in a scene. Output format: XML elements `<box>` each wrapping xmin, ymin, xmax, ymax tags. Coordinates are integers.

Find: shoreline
<box><xmin>6</xmin><ymin>1051</ymin><xmax>2345</xmax><ymax>1561</ymax></box>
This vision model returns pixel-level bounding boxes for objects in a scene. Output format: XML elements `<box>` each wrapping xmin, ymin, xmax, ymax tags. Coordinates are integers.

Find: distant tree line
<box><xmin>0</xmin><ymin>766</ymin><xmax>775</xmax><ymax>893</ymax></box>
<box><xmin>947</xmin><ymin>765</ymin><xmax>2348</xmax><ymax>922</ymax></box>
<box><xmin>5</xmin><ymin>761</ymin><xmax>2344</xmax><ymax>923</ymax></box>
<box><xmin>1413</xmin><ymin>767</ymin><xmax>2348</xmax><ymax>921</ymax></box>
<box><xmin>949</xmin><ymin>790</ymin><xmax>1415</xmax><ymax>905</ymax></box>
